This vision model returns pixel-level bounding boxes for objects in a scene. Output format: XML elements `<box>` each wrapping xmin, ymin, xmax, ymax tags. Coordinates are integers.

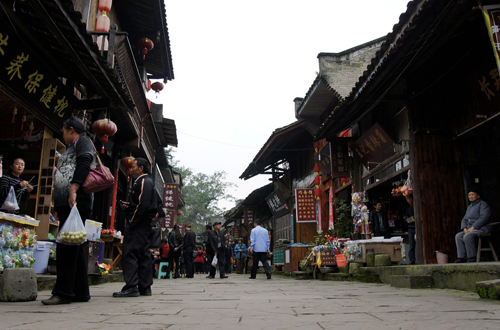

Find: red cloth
<box><xmin>160</xmin><ymin>244</ymin><xmax>170</xmax><ymax>259</ymax></box>
<box><xmin>194</xmin><ymin>250</ymin><xmax>205</xmax><ymax>263</ymax></box>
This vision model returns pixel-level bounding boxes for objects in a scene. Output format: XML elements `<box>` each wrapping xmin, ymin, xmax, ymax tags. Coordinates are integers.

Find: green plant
<box><xmin>299</xmin><ymin>258</ymin><xmax>310</xmax><ymax>271</ymax></box>
<box><xmin>313</xmin><ymin>230</ymin><xmax>327</xmax><ymax>246</ymax></box>
<box><xmin>333</xmin><ymin>198</ymin><xmax>354</xmax><ymax>238</ymax></box>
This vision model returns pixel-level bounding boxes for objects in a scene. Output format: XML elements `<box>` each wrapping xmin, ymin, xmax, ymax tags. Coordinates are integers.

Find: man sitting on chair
<box><xmin>455</xmin><ymin>189</ymin><xmax>491</xmax><ymax>263</ymax></box>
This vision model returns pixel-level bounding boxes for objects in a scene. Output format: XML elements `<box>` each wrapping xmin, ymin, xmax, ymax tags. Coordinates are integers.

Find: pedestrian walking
<box><xmin>204</xmin><ymin>224</ymin><xmax>213</xmax><ymax>276</ymax></box>
<box><xmin>234</xmin><ymin>238</ymin><xmax>248</xmax><ymax>274</ymax></box>
<box><xmin>249</xmin><ymin>220</ymin><xmax>271</xmax><ymax>280</ymax></box>
<box><xmin>113</xmin><ymin>157</ymin><xmax>157</xmax><ymax>297</ymax></box>
<box><xmin>194</xmin><ymin>245</ymin><xmax>206</xmax><ymax>274</ymax></box>
<box><xmin>225</xmin><ymin>239</ymin><xmax>233</xmax><ymax>274</ymax></box>
<box><xmin>183</xmin><ymin>224</ymin><xmax>196</xmax><ymax>278</ymax></box>
<box><xmin>208</xmin><ymin>221</ymin><xmax>228</xmax><ymax>279</ymax></box>
<box><xmin>42</xmin><ymin>117</ymin><xmax>94</xmax><ymax>305</ymax></box>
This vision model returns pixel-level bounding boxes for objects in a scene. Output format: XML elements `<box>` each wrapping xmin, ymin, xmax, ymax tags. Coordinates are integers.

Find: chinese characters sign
<box><xmin>351</xmin><ymin>123</ymin><xmax>394</xmax><ymax>169</ymax></box>
<box><xmin>244</xmin><ymin>207</ymin><xmax>254</xmax><ymax>226</ymax></box>
<box><xmin>331</xmin><ymin>142</ymin><xmax>349</xmax><ymax>178</ymax></box>
<box><xmin>162</xmin><ymin>210</ymin><xmax>175</xmax><ymax>229</ymax></box>
<box><xmin>313</xmin><ymin>143</ymin><xmax>332</xmax><ymax>175</ymax></box>
<box><xmin>265</xmin><ymin>190</ymin><xmax>290</xmax><ymax>218</ymax></box>
<box><xmin>295</xmin><ymin>189</ymin><xmax>317</xmax><ymax>223</ymax></box>
<box><xmin>0</xmin><ymin>21</ymin><xmax>76</xmax><ymax>128</ymax></box>
<box><xmin>482</xmin><ymin>5</ymin><xmax>500</xmax><ymax>76</ymax></box>
<box><xmin>231</xmin><ymin>226</ymin><xmax>239</xmax><ymax>238</ymax></box>
<box><xmin>163</xmin><ymin>183</ymin><xmax>179</xmax><ymax>210</ymax></box>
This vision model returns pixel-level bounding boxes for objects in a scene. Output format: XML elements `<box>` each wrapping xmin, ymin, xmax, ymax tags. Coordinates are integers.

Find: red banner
<box><xmin>244</xmin><ymin>208</ymin><xmax>255</xmax><ymax>226</ymax></box>
<box><xmin>295</xmin><ymin>189</ymin><xmax>317</xmax><ymax>223</ymax></box>
<box><xmin>162</xmin><ymin>210</ymin><xmax>175</xmax><ymax>229</ymax></box>
<box><xmin>329</xmin><ymin>187</ymin><xmax>334</xmax><ymax>229</ymax></box>
<box><xmin>163</xmin><ymin>183</ymin><xmax>179</xmax><ymax>210</ymax></box>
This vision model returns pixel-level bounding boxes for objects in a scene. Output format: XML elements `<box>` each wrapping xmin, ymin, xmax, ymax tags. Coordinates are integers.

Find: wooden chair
<box><xmin>476</xmin><ymin>222</ymin><xmax>500</xmax><ymax>262</ymax></box>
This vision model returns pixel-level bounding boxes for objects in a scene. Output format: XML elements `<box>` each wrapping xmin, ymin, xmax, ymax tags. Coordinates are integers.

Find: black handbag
<box><xmin>150</xmin><ymin>220</ymin><xmax>162</xmax><ymax>248</ymax></box>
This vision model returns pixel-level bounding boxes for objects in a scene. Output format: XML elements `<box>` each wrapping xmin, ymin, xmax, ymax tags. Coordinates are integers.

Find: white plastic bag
<box><xmin>56</xmin><ymin>206</ymin><xmax>87</xmax><ymax>245</ymax></box>
<box><xmin>1</xmin><ymin>186</ymin><xmax>19</xmax><ymax>212</ymax></box>
<box><xmin>211</xmin><ymin>255</ymin><xmax>218</xmax><ymax>267</ymax></box>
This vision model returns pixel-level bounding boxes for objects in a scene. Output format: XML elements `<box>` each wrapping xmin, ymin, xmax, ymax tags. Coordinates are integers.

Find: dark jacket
<box><xmin>461</xmin><ymin>199</ymin><xmax>492</xmax><ymax>232</ymax></box>
<box><xmin>127</xmin><ymin>174</ymin><xmax>157</xmax><ymax>229</ymax></box>
<box><xmin>209</xmin><ymin>230</ymin><xmax>226</xmax><ymax>254</ymax></box>
<box><xmin>168</xmin><ymin>230</ymin><xmax>184</xmax><ymax>250</ymax></box>
<box><xmin>184</xmin><ymin>229</ymin><xmax>196</xmax><ymax>250</ymax></box>
<box><xmin>369</xmin><ymin>210</ymin><xmax>390</xmax><ymax>236</ymax></box>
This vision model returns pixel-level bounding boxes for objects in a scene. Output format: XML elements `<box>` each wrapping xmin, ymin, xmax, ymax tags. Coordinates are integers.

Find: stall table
<box><xmin>345</xmin><ymin>238</ymin><xmax>403</xmax><ymax>263</ymax></box>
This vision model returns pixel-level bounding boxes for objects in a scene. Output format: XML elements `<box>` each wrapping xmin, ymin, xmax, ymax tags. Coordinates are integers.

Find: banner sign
<box><xmin>329</xmin><ymin>187</ymin><xmax>334</xmax><ymax>229</ymax></box>
<box><xmin>351</xmin><ymin>123</ymin><xmax>394</xmax><ymax>169</ymax></box>
<box><xmin>483</xmin><ymin>5</ymin><xmax>500</xmax><ymax>75</ymax></box>
<box><xmin>331</xmin><ymin>142</ymin><xmax>350</xmax><ymax>178</ymax></box>
<box><xmin>162</xmin><ymin>210</ymin><xmax>175</xmax><ymax>229</ymax></box>
<box><xmin>231</xmin><ymin>226</ymin><xmax>239</xmax><ymax>239</ymax></box>
<box><xmin>163</xmin><ymin>183</ymin><xmax>179</xmax><ymax>210</ymax></box>
<box><xmin>314</xmin><ymin>142</ymin><xmax>332</xmax><ymax>175</ymax></box>
<box><xmin>0</xmin><ymin>20</ymin><xmax>76</xmax><ymax>128</ymax></box>
<box><xmin>295</xmin><ymin>189</ymin><xmax>317</xmax><ymax>223</ymax></box>
<box><xmin>265</xmin><ymin>190</ymin><xmax>290</xmax><ymax>218</ymax></box>
<box><xmin>244</xmin><ymin>207</ymin><xmax>255</xmax><ymax>226</ymax></box>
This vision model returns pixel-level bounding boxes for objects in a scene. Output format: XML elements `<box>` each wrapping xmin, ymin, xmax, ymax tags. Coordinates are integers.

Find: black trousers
<box><xmin>52</xmin><ymin>206</ymin><xmax>91</xmax><ymax>301</ymax></box>
<box><xmin>250</xmin><ymin>252</ymin><xmax>271</xmax><ymax>278</ymax></box>
<box><xmin>184</xmin><ymin>247</ymin><xmax>194</xmax><ymax>277</ymax></box>
<box><xmin>205</xmin><ymin>252</ymin><xmax>213</xmax><ymax>274</ymax></box>
<box><xmin>169</xmin><ymin>250</ymin><xmax>181</xmax><ymax>277</ymax></box>
<box><xmin>209</xmin><ymin>249</ymin><xmax>225</xmax><ymax>278</ymax></box>
<box><xmin>121</xmin><ymin>223</ymin><xmax>153</xmax><ymax>291</ymax></box>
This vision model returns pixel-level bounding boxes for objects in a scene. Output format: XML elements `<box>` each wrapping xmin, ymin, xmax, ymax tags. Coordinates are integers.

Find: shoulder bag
<box><xmin>76</xmin><ymin>137</ymin><xmax>115</xmax><ymax>194</ymax></box>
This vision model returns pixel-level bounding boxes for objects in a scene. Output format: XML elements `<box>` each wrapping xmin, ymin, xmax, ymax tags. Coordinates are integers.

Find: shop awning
<box><xmin>240</xmin><ymin>121</ymin><xmax>313</xmax><ymax>180</ymax></box>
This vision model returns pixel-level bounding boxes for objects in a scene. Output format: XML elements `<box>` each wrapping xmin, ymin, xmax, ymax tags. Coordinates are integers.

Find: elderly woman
<box><xmin>0</xmin><ymin>156</ymin><xmax>33</xmax><ymax>213</ymax></box>
<box><xmin>234</xmin><ymin>238</ymin><xmax>248</xmax><ymax>274</ymax></box>
<box><xmin>42</xmin><ymin>116</ymin><xmax>95</xmax><ymax>305</ymax></box>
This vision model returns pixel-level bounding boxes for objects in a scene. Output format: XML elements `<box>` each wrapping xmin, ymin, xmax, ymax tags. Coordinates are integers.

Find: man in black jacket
<box><xmin>204</xmin><ymin>224</ymin><xmax>213</xmax><ymax>276</ymax></box>
<box><xmin>183</xmin><ymin>224</ymin><xmax>196</xmax><ymax>278</ymax></box>
<box><xmin>208</xmin><ymin>221</ymin><xmax>228</xmax><ymax>279</ymax></box>
<box><xmin>369</xmin><ymin>202</ymin><xmax>391</xmax><ymax>239</ymax></box>
<box><xmin>113</xmin><ymin>158</ymin><xmax>156</xmax><ymax>297</ymax></box>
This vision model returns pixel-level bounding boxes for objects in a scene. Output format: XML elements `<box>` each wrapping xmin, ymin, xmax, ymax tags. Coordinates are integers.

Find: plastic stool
<box><xmin>158</xmin><ymin>262</ymin><xmax>170</xmax><ymax>279</ymax></box>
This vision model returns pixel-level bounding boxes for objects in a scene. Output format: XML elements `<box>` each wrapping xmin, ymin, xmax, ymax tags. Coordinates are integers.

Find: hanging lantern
<box><xmin>176</xmin><ymin>210</ymin><xmax>183</xmax><ymax>216</ymax></box>
<box><xmin>151</xmin><ymin>82</ymin><xmax>164</xmax><ymax>98</ymax></box>
<box><xmin>146</xmin><ymin>79</ymin><xmax>152</xmax><ymax>92</ymax></box>
<box><xmin>314</xmin><ymin>163</ymin><xmax>320</xmax><ymax>175</ymax></box>
<box><xmin>121</xmin><ymin>156</ymin><xmax>135</xmax><ymax>182</ymax></box>
<box><xmin>138</xmin><ymin>38</ymin><xmax>154</xmax><ymax>60</ymax></box>
<box><xmin>313</xmin><ymin>141</ymin><xmax>320</xmax><ymax>153</ymax></box>
<box><xmin>96</xmin><ymin>0</ymin><xmax>112</xmax><ymax>32</ymax></box>
<box><xmin>316</xmin><ymin>188</ymin><xmax>321</xmax><ymax>199</ymax></box>
<box><xmin>314</xmin><ymin>176</ymin><xmax>320</xmax><ymax>186</ymax></box>
<box><xmin>92</xmin><ymin>118</ymin><xmax>117</xmax><ymax>153</ymax></box>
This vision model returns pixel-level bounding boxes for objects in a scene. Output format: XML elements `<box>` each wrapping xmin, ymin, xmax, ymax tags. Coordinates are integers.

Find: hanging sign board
<box><xmin>163</xmin><ymin>183</ymin><xmax>179</xmax><ymax>210</ymax></box>
<box><xmin>313</xmin><ymin>143</ymin><xmax>332</xmax><ymax>175</ymax></box>
<box><xmin>244</xmin><ymin>207</ymin><xmax>255</xmax><ymax>226</ymax></box>
<box><xmin>482</xmin><ymin>5</ymin><xmax>500</xmax><ymax>75</ymax></box>
<box><xmin>162</xmin><ymin>210</ymin><xmax>175</xmax><ymax>229</ymax></box>
<box><xmin>265</xmin><ymin>190</ymin><xmax>290</xmax><ymax>218</ymax></box>
<box><xmin>351</xmin><ymin>123</ymin><xmax>394</xmax><ymax>168</ymax></box>
<box><xmin>295</xmin><ymin>188</ymin><xmax>317</xmax><ymax>223</ymax></box>
<box><xmin>331</xmin><ymin>142</ymin><xmax>350</xmax><ymax>178</ymax></box>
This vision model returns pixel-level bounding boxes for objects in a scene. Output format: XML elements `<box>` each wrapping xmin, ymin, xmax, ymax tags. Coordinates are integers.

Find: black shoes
<box><xmin>220</xmin><ymin>275</ymin><xmax>228</xmax><ymax>279</ymax></box>
<box><xmin>267</xmin><ymin>273</ymin><xmax>272</xmax><ymax>280</ymax></box>
<box><xmin>113</xmin><ymin>287</ymin><xmax>140</xmax><ymax>298</ymax></box>
<box><xmin>207</xmin><ymin>276</ymin><xmax>214</xmax><ymax>279</ymax></box>
<box><xmin>249</xmin><ymin>276</ymin><xmax>256</xmax><ymax>279</ymax></box>
<box><xmin>467</xmin><ymin>257</ymin><xmax>477</xmax><ymax>263</ymax></box>
<box><xmin>455</xmin><ymin>258</ymin><xmax>467</xmax><ymax>263</ymax></box>
<box><xmin>41</xmin><ymin>295</ymin><xmax>72</xmax><ymax>305</ymax></box>
<box><xmin>139</xmin><ymin>288</ymin><xmax>152</xmax><ymax>296</ymax></box>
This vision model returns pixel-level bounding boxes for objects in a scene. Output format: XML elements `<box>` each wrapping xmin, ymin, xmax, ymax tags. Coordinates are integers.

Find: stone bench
<box><xmin>0</xmin><ymin>268</ymin><xmax>38</xmax><ymax>302</ymax></box>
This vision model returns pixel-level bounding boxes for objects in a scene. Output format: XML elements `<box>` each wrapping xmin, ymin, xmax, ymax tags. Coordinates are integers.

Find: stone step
<box><xmin>476</xmin><ymin>279</ymin><xmax>500</xmax><ymax>300</ymax></box>
<box><xmin>390</xmin><ymin>275</ymin><xmax>433</xmax><ymax>289</ymax></box>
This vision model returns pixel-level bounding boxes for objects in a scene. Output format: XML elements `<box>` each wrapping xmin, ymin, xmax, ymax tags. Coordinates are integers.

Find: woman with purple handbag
<box><xmin>42</xmin><ymin>116</ymin><xmax>95</xmax><ymax>305</ymax></box>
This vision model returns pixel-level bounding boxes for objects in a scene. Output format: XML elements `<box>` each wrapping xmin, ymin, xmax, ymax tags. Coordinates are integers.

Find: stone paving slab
<box><xmin>1</xmin><ymin>274</ymin><xmax>500</xmax><ymax>330</ymax></box>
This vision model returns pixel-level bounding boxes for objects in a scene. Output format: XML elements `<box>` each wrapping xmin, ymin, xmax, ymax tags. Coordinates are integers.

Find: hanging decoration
<box><xmin>146</xmin><ymin>79</ymin><xmax>152</xmax><ymax>92</ymax></box>
<box><xmin>176</xmin><ymin>210</ymin><xmax>183</xmax><ymax>216</ymax></box>
<box><xmin>11</xmin><ymin>106</ymin><xmax>17</xmax><ymax>124</ymax></box>
<box><xmin>21</xmin><ymin>113</ymin><xmax>26</xmax><ymax>131</ymax></box>
<box><xmin>92</xmin><ymin>118</ymin><xmax>117</xmax><ymax>154</ymax></box>
<box><xmin>151</xmin><ymin>81</ymin><xmax>164</xmax><ymax>98</ymax></box>
<box><xmin>314</xmin><ymin>141</ymin><xmax>321</xmax><ymax>201</ymax></box>
<box><xmin>95</xmin><ymin>0</ymin><xmax>113</xmax><ymax>32</ymax></box>
<box><xmin>138</xmin><ymin>37</ymin><xmax>154</xmax><ymax>60</ymax></box>
<box><xmin>121</xmin><ymin>156</ymin><xmax>135</xmax><ymax>182</ymax></box>
<box><xmin>28</xmin><ymin>121</ymin><xmax>34</xmax><ymax>139</ymax></box>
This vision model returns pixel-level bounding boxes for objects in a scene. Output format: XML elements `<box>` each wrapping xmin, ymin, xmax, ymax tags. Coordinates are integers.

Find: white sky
<box><xmin>150</xmin><ymin>0</ymin><xmax>410</xmax><ymax>211</ymax></box>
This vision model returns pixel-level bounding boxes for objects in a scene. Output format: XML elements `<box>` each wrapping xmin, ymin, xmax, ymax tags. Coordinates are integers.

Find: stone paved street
<box><xmin>1</xmin><ymin>273</ymin><xmax>500</xmax><ymax>330</ymax></box>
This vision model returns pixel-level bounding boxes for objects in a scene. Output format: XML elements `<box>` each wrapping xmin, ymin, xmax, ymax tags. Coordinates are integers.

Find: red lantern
<box><xmin>95</xmin><ymin>14</ymin><xmax>110</xmax><ymax>32</ymax></box>
<box><xmin>314</xmin><ymin>163</ymin><xmax>320</xmax><ymax>174</ymax></box>
<box><xmin>176</xmin><ymin>210</ymin><xmax>183</xmax><ymax>216</ymax></box>
<box><xmin>121</xmin><ymin>156</ymin><xmax>134</xmax><ymax>182</ymax></box>
<box><xmin>92</xmin><ymin>118</ymin><xmax>117</xmax><ymax>153</ymax></box>
<box><xmin>146</xmin><ymin>79</ymin><xmax>152</xmax><ymax>92</ymax></box>
<box><xmin>316</xmin><ymin>188</ymin><xmax>321</xmax><ymax>198</ymax></box>
<box><xmin>314</xmin><ymin>176</ymin><xmax>320</xmax><ymax>185</ymax></box>
<box><xmin>98</xmin><ymin>0</ymin><xmax>112</xmax><ymax>13</ymax></box>
<box><xmin>138</xmin><ymin>38</ymin><xmax>154</xmax><ymax>60</ymax></box>
<box><xmin>151</xmin><ymin>82</ymin><xmax>164</xmax><ymax>94</ymax></box>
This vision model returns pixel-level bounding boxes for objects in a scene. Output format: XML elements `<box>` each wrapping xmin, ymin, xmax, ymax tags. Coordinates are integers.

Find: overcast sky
<box><xmin>150</xmin><ymin>1</ymin><xmax>410</xmax><ymax>211</ymax></box>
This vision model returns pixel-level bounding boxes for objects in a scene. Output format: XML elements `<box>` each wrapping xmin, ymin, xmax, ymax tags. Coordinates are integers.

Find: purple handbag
<box><xmin>76</xmin><ymin>137</ymin><xmax>115</xmax><ymax>194</ymax></box>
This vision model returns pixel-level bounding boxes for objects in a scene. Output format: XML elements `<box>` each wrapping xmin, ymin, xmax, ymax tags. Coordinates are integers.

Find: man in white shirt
<box><xmin>248</xmin><ymin>220</ymin><xmax>271</xmax><ymax>280</ymax></box>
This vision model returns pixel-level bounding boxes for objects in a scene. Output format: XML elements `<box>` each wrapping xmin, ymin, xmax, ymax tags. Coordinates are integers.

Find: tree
<box><xmin>165</xmin><ymin>148</ymin><xmax>236</xmax><ymax>234</ymax></box>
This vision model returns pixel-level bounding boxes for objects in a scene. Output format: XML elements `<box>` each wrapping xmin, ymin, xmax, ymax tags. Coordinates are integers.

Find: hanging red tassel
<box><xmin>127</xmin><ymin>176</ymin><xmax>130</xmax><ymax>183</ymax></box>
<box><xmin>12</xmin><ymin>106</ymin><xmax>17</xmax><ymax>123</ymax></box>
<box><xmin>101</xmin><ymin>146</ymin><xmax>105</xmax><ymax>154</ymax></box>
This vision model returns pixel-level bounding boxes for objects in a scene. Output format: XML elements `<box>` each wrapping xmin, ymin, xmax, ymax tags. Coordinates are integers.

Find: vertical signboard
<box><xmin>483</xmin><ymin>5</ymin><xmax>500</xmax><ymax>75</ymax></box>
<box><xmin>314</xmin><ymin>142</ymin><xmax>332</xmax><ymax>175</ymax></box>
<box><xmin>163</xmin><ymin>183</ymin><xmax>179</xmax><ymax>210</ymax></box>
<box><xmin>331</xmin><ymin>142</ymin><xmax>350</xmax><ymax>178</ymax></box>
<box><xmin>295</xmin><ymin>189</ymin><xmax>317</xmax><ymax>223</ymax></box>
<box><xmin>329</xmin><ymin>187</ymin><xmax>334</xmax><ymax>230</ymax></box>
<box><xmin>162</xmin><ymin>210</ymin><xmax>175</xmax><ymax>229</ymax></box>
<box><xmin>244</xmin><ymin>207</ymin><xmax>255</xmax><ymax>226</ymax></box>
